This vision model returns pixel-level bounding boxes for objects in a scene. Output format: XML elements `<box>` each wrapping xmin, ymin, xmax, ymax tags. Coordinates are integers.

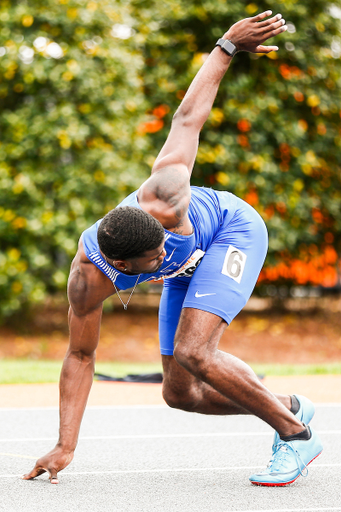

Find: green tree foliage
<box><xmin>131</xmin><ymin>0</ymin><xmax>341</xmax><ymax>265</ymax></box>
<box><xmin>0</xmin><ymin>0</ymin><xmax>340</xmax><ymax>319</ymax></box>
<box><xmin>0</xmin><ymin>0</ymin><xmax>151</xmax><ymax>317</ymax></box>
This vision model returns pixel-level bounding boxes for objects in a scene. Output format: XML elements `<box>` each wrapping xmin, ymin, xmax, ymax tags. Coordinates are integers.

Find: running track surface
<box><xmin>1</xmin><ymin>380</ymin><xmax>341</xmax><ymax>512</ymax></box>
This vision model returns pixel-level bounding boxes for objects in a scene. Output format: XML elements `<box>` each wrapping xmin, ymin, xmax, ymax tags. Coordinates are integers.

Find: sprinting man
<box><xmin>24</xmin><ymin>11</ymin><xmax>322</xmax><ymax>487</ymax></box>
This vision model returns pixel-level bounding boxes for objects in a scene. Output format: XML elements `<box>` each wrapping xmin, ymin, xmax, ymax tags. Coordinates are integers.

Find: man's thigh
<box><xmin>158</xmin><ymin>278</ymin><xmax>189</xmax><ymax>355</ymax></box>
<box><xmin>159</xmin><ymin>199</ymin><xmax>267</xmax><ymax>355</ymax></box>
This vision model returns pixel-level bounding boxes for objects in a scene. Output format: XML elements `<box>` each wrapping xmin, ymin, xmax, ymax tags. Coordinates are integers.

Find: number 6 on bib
<box><xmin>221</xmin><ymin>245</ymin><xmax>247</xmax><ymax>284</ymax></box>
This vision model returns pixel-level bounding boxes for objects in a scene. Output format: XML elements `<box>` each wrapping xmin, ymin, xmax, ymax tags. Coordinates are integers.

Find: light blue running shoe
<box><xmin>249</xmin><ymin>426</ymin><xmax>323</xmax><ymax>486</ymax></box>
<box><xmin>272</xmin><ymin>394</ymin><xmax>315</xmax><ymax>453</ymax></box>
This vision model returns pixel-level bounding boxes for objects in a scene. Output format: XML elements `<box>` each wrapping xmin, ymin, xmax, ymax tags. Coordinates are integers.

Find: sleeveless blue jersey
<box><xmin>81</xmin><ymin>186</ymin><xmax>238</xmax><ymax>290</ymax></box>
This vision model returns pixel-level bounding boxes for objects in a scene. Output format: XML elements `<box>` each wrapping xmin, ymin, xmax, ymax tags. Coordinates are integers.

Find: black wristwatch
<box><xmin>215</xmin><ymin>38</ymin><xmax>238</xmax><ymax>57</ymax></box>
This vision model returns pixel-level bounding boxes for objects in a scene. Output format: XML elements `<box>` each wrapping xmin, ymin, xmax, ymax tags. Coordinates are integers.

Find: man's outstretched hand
<box><xmin>22</xmin><ymin>446</ymin><xmax>74</xmax><ymax>484</ymax></box>
<box><xmin>224</xmin><ymin>11</ymin><xmax>287</xmax><ymax>54</ymax></box>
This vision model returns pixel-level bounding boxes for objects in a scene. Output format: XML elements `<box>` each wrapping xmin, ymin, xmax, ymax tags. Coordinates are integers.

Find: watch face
<box><xmin>223</xmin><ymin>40</ymin><xmax>236</xmax><ymax>55</ymax></box>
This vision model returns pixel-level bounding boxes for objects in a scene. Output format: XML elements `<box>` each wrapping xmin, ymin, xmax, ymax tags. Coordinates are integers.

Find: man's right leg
<box><xmin>162</xmin><ymin>353</ymin><xmax>292</xmax><ymax>416</ymax></box>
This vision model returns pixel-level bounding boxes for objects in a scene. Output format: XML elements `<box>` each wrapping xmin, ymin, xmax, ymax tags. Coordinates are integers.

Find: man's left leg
<box><xmin>172</xmin><ymin>307</ymin><xmax>303</xmax><ymax>436</ymax></box>
<box><xmin>162</xmin><ymin>323</ymin><xmax>295</xmax><ymax>416</ymax></box>
<box><xmin>171</xmin><ymin>307</ymin><xmax>322</xmax><ymax>486</ymax></box>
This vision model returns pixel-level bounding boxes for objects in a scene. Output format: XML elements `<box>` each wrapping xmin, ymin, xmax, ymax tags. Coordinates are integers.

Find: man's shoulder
<box><xmin>189</xmin><ymin>186</ymin><xmax>220</xmax><ymax>205</ymax></box>
<box><xmin>68</xmin><ymin>241</ymin><xmax>114</xmax><ymax>315</ymax></box>
<box><xmin>190</xmin><ymin>185</ymin><xmax>216</xmax><ymax>197</ymax></box>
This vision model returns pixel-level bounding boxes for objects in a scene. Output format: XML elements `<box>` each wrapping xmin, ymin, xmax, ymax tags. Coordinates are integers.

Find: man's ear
<box><xmin>113</xmin><ymin>260</ymin><xmax>127</xmax><ymax>271</ymax></box>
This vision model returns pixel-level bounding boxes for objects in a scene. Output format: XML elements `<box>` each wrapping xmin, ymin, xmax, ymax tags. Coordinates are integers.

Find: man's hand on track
<box><xmin>22</xmin><ymin>446</ymin><xmax>74</xmax><ymax>484</ymax></box>
<box><xmin>224</xmin><ymin>11</ymin><xmax>287</xmax><ymax>54</ymax></box>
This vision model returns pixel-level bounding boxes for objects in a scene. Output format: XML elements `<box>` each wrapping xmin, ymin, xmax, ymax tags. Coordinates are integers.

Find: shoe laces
<box><xmin>267</xmin><ymin>441</ymin><xmax>309</xmax><ymax>478</ymax></box>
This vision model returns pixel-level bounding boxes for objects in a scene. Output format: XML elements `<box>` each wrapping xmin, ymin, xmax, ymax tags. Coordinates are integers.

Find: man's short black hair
<box><xmin>97</xmin><ymin>206</ymin><xmax>165</xmax><ymax>260</ymax></box>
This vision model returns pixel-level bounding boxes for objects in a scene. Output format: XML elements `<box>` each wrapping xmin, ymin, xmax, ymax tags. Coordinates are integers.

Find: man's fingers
<box><xmin>257</xmin><ymin>13</ymin><xmax>282</xmax><ymax>28</ymax></box>
<box><xmin>266</xmin><ymin>18</ymin><xmax>286</xmax><ymax>31</ymax></box>
<box><xmin>261</xmin><ymin>17</ymin><xmax>285</xmax><ymax>32</ymax></box>
<box><xmin>255</xmin><ymin>45</ymin><xmax>279</xmax><ymax>54</ymax></box>
<box><xmin>22</xmin><ymin>465</ymin><xmax>60</xmax><ymax>484</ymax></box>
<box><xmin>252</xmin><ymin>10</ymin><xmax>273</xmax><ymax>22</ymax></box>
<box><xmin>21</xmin><ymin>466</ymin><xmax>46</xmax><ymax>480</ymax></box>
<box><xmin>261</xmin><ymin>20</ymin><xmax>287</xmax><ymax>39</ymax></box>
<box><xmin>258</xmin><ymin>18</ymin><xmax>286</xmax><ymax>37</ymax></box>
<box><xmin>49</xmin><ymin>469</ymin><xmax>59</xmax><ymax>485</ymax></box>
<box><xmin>266</xmin><ymin>23</ymin><xmax>288</xmax><ymax>38</ymax></box>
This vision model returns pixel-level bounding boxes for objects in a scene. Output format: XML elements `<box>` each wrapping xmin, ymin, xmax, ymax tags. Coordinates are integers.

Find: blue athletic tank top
<box><xmin>81</xmin><ymin>186</ymin><xmax>237</xmax><ymax>290</ymax></box>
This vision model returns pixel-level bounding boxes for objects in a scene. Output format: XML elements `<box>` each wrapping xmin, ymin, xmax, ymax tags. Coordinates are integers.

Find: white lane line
<box><xmin>0</xmin><ymin>432</ymin><xmax>273</xmax><ymax>442</ymax></box>
<box><xmin>1</xmin><ymin>462</ymin><xmax>341</xmax><ymax>479</ymax></box>
<box><xmin>1</xmin><ymin>403</ymin><xmax>340</xmax><ymax>412</ymax></box>
<box><xmin>0</xmin><ymin>405</ymin><xmax>167</xmax><ymax>412</ymax></box>
<box><xmin>1</xmin><ymin>429</ymin><xmax>341</xmax><ymax>443</ymax></box>
<box><xmin>0</xmin><ymin>407</ymin><xmax>59</xmax><ymax>412</ymax></box>
<box><xmin>239</xmin><ymin>509</ymin><xmax>341</xmax><ymax>512</ymax></box>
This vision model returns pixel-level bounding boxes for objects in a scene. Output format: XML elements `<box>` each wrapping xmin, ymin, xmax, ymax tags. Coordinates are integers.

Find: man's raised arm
<box><xmin>151</xmin><ymin>11</ymin><xmax>287</xmax><ymax>174</ymax></box>
<box><xmin>138</xmin><ymin>11</ymin><xmax>286</xmax><ymax>233</ymax></box>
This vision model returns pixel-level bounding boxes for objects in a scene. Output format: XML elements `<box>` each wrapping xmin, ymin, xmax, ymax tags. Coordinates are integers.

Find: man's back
<box><xmin>81</xmin><ymin>186</ymin><xmax>238</xmax><ymax>289</ymax></box>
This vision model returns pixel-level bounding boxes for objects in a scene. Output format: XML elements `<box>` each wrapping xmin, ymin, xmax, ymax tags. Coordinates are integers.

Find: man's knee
<box><xmin>162</xmin><ymin>381</ymin><xmax>199</xmax><ymax>412</ymax></box>
<box><xmin>173</xmin><ymin>340</ymin><xmax>208</xmax><ymax>380</ymax></box>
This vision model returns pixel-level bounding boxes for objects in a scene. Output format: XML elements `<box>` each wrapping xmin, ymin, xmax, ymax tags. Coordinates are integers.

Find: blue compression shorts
<box><xmin>158</xmin><ymin>197</ymin><xmax>268</xmax><ymax>355</ymax></box>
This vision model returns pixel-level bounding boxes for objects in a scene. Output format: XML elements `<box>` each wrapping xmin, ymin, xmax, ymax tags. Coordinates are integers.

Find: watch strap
<box><xmin>215</xmin><ymin>38</ymin><xmax>238</xmax><ymax>57</ymax></box>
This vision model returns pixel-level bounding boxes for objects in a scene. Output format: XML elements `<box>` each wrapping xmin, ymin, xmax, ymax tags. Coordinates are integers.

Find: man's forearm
<box><xmin>173</xmin><ymin>12</ymin><xmax>286</xmax><ymax>133</ymax></box>
<box><xmin>173</xmin><ymin>46</ymin><xmax>231</xmax><ymax>132</ymax></box>
<box><xmin>57</xmin><ymin>351</ymin><xmax>95</xmax><ymax>451</ymax></box>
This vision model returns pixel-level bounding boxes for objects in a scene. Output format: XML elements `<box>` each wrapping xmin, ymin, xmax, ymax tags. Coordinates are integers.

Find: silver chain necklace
<box><xmin>113</xmin><ymin>275</ymin><xmax>140</xmax><ymax>310</ymax></box>
<box><xmin>102</xmin><ymin>254</ymin><xmax>140</xmax><ymax>310</ymax></box>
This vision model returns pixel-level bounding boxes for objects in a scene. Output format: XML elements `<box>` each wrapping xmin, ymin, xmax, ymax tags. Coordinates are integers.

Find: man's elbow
<box><xmin>173</xmin><ymin>104</ymin><xmax>207</xmax><ymax>131</ymax></box>
<box><xmin>172</xmin><ymin>108</ymin><xmax>195</xmax><ymax>129</ymax></box>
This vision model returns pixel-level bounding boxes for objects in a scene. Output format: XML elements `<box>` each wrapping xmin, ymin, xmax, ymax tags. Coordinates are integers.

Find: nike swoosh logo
<box><xmin>195</xmin><ymin>292</ymin><xmax>216</xmax><ymax>298</ymax></box>
<box><xmin>165</xmin><ymin>248</ymin><xmax>176</xmax><ymax>262</ymax></box>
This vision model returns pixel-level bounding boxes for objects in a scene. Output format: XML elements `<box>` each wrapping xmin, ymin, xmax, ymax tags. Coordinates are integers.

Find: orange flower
<box><xmin>244</xmin><ymin>189</ymin><xmax>258</xmax><ymax>206</ymax></box>
<box><xmin>237</xmin><ymin>119</ymin><xmax>251</xmax><ymax>132</ymax></box>
<box><xmin>279</xmin><ymin>64</ymin><xmax>291</xmax><ymax>79</ymax></box>
<box><xmin>237</xmin><ymin>135</ymin><xmax>249</xmax><ymax>148</ymax></box>
<box><xmin>279</xmin><ymin>143</ymin><xmax>291</xmax><ymax>155</ymax></box>
<box><xmin>152</xmin><ymin>104</ymin><xmax>170</xmax><ymax>119</ymax></box>
<box><xmin>264</xmin><ymin>205</ymin><xmax>275</xmax><ymax>220</ymax></box>
<box><xmin>259</xmin><ymin>242</ymin><xmax>339</xmax><ymax>286</ymax></box>
<box><xmin>321</xmin><ymin>267</ymin><xmax>337</xmax><ymax>287</ymax></box>
<box><xmin>276</xmin><ymin>202</ymin><xmax>286</xmax><ymax>214</ymax></box>
<box><xmin>312</xmin><ymin>208</ymin><xmax>323</xmax><ymax>224</ymax></box>
<box><xmin>324</xmin><ymin>245</ymin><xmax>338</xmax><ymax>264</ymax></box>
<box><xmin>317</xmin><ymin>123</ymin><xmax>327</xmax><ymax>135</ymax></box>
<box><xmin>294</xmin><ymin>91</ymin><xmax>304</xmax><ymax>102</ymax></box>
<box><xmin>138</xmin><ymin>119</ymin><xmax>164</xmax><ymax>134</ymax></box>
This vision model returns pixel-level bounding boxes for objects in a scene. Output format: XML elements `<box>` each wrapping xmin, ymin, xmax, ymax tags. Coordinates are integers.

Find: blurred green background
<box><xmin>0</xmin><ymin>0</ymin><xmax>341</xmax><ymax>321</ymax></box>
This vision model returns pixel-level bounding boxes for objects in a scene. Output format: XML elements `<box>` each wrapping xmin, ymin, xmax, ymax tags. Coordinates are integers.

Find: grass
<box><xmin>0</xmin><ymin>359</ymin><xmax>341</xmax><ymax>384</ymax></box>
<box><xmin>251</xmin><ymin>363</ymin><xmax>341</xmax><ymax>377</ymax></box>
<box><xmin>0</xmin><ymin>359</ymin><xmax>163</xmax><ymax>385</ymax></box>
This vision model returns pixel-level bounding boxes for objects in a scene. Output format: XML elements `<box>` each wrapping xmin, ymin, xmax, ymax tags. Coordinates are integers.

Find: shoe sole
<box><xmin>250</xmin><ymin>450</ymin><xmax>323</xmax><ymax>487</ymax></box>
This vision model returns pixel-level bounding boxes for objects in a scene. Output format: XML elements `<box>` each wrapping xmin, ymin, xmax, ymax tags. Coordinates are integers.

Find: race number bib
<box><xmin>156</xmin><ymin>249</ymin><xmax>205</xmax><ymax>280</ymax></box>
<box><xmin>221</xmin><ymin>245</ymin><xmax>247</xmax><ymax>284</ymax></box>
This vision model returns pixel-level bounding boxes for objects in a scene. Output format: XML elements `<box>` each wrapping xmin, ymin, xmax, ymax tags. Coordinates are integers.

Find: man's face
<box><xmin>125</xmin><ymin>241</ymin><xmax>166</xmax><ymax>275</ymax></box>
